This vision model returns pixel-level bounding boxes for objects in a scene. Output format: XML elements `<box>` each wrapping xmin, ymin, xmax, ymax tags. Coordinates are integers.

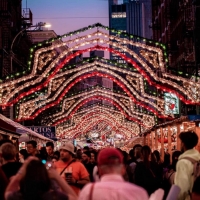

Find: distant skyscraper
<box><xmin>108</xmin><ymin>0</ymin><xmax>152</xmax><ymax>61</ymax></box>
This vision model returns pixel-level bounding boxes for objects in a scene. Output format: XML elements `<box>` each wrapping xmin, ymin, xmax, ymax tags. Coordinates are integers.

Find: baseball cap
<box><xmin>59</xmin><ymin>142</ymin><xmax>75</xmax><ymax>155</ymax></box>
<box><xmin>97</xmin><ymin>148</ymin><xmax>123</xmax><ymax>166</ymax></box>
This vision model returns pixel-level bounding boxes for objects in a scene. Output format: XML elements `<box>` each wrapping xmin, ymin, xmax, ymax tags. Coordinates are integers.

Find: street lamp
<box><xmin>10</xmin><ymin>22</ymin><xmax>51</xmax><ymax>70</ymax></box>
<box><xmin>11</xmin><ymin>22</ymin><xmax>51</xmax><ymax>53</ymax></box>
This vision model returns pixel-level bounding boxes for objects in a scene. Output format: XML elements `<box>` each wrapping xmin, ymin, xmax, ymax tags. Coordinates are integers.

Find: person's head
<box><xmin>19</xmin><ymin>149</ymin><xmax>29</xmax><ymax>162</ymax></box>
<box><xmin>179</xmin><ymin>131</ymin><xmax>198</xmax><ymax>152</ymax></box>
<box><xmin>133</xmin><ymin>144</ymin><xmax>142</xmax><ymax>158</ymax></box>
<box><xmin>0</xmin><ymin>143</ymin><xmax>16</xmax><ymax>163</ymax></box>
<box><xmin>82</xmin><ymin>151</ymin><xmax>91</xmax><ymax>163</ymax></box>
<box><xmin>46</xmin><ymin>142</ymin><xmax>54</xmax><ymax>156</ymax></box>
<box><xmin>129</xmin><ymin>149</ymin><xmax>134</xmax><ymax>159</ymax></box>
<box><xmin>59</xmin><ymin>142</ymin><xmax>75</xmax><ymax>162</ymax></box>
<box><xmin>53</xmin><ymin>151</ymin><xmax>60</xmax><ymax>160</ymax></box>
<box><xmin>141</xmin><ymin>145</ymin><xmax>151</xmax><ymax>167</ymax></box>
<box><xmin>37</xmin><ymin>147</ymin><xmax>48</xmax><ymax>161</ymax></box>
<box><xmin>20</xmin><ymin>160</ymin><xmax>51</xmax><ymax>200</ymax></box>
<box><xmin>172</xmin><ymin>150</ymin><xmax>182</xmax><ymax>171</ymax></box>
<box><xmin>153</xmin><ymin>150</ymin><xmax>160</xmax><ymax>163</ymax></box>
<box><xmin>97</xmin><ymin>148</ymin><xmax>125</xmax><ymax>177</ymax></box>
<box><xmin>90</xmin><ymin>150</ymin><xmax>97</xmax><ymax>164</ymax></box>
<box><xmin>76</xmin><ymin>149</ymin><xmax>82</xmax><ymax>160</ymax></box>
<box><xmin>83</xmin><ymin>146</ymin><xmax>90</xmax><ymax>152</ymax></box>
<box><xmin>52</xmin><ymin>156</ymin><xmax>59</xmax><ymax>164</ymax></box>
<box><xmin>27</xmin><ymin>140</ymin><xmax>37</xmax><ymax>155</ymax></box>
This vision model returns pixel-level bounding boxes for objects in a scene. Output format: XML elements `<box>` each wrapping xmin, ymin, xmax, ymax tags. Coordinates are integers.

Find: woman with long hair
<box><xmin>135</xmin><ymin>145</ymin><xmax>160</xmax><ymax>195</ymax></box>
<box><xmin>5</xmin><ymin>157</ymin><xmax>77</xmax><ymax>200</ymax></box>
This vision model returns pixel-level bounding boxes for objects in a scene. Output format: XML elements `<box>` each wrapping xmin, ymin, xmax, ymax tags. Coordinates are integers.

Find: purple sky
<box><xmin>22</xmin><ymin>0</ymin><xmax>109</xmax><ymax>35</ymax></box>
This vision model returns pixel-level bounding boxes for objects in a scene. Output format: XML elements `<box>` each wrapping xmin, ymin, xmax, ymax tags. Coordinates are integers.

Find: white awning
<box><xmin>0</xmin><ymin>114</ymin><xmax>52</xmax><ymax>141</ymax></box>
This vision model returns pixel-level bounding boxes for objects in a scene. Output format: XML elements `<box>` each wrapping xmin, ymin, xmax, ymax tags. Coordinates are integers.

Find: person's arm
<box><xmin>48</xmin><ymin>168</ymin><xmax>77</xmax><ymax>200</ymax></box>
<box><xmin>5</xmin><ymin>157</ymin><xmax>38</xmax><ymax>200</ymax></box>
<box><xmin>76</xmin><ymin>176</ymin><xmax>90</xmax><ymax>186</ymax></box>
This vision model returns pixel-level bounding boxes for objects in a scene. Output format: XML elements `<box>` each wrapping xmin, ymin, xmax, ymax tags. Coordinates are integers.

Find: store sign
<box><xmin>26</xmin><ymin>126</ymin><xmax>56</xmax><ymax>138</ymax></box>
<box><xmin>164</xmin><ymin>93</ymin><xmax>179</xmax><ymax>114</ymax></box>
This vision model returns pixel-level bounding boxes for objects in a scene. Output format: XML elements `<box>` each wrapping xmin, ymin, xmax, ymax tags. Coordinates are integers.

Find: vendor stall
<box><xmin>142</xmin><ymin>116</ymin><xmax>200</xmax><ymax>162</ymax></box>
<box><xmin>0</xmin><ymin>114</ymin><xmax>53</xmax><ymax>146</ymax></box>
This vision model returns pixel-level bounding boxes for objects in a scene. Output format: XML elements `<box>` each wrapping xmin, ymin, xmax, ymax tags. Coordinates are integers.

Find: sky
<box><xmin>22</xmin><ymin>0</ymin><xmax>111</xmax><ymax>35</ymax></box>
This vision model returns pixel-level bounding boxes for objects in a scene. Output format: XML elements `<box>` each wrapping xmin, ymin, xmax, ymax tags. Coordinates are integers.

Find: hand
<box><xmin>65</xmin><ymin>176</ymin><xmax>76</xmax><ymax>185</ymax></box>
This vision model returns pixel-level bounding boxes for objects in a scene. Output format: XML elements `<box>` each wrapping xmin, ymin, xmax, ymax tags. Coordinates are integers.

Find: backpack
<box><xmin>181</xmin><ymin>157</ymin><xmax>200</xmax><ymax>182</ymax></box>
<box><xmin>162</xmin><ymin>169</ymin><xmax>175</xmax><ymax>199</ymax></box>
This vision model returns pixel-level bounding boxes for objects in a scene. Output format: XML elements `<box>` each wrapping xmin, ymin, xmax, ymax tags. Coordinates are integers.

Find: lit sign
<box><xmin>164</xmin><ymin>93</ymin><xmax>179</xmax><ymax>114</ymax></box>
<box><xmin>26</xmin><ymin>126</ymin><xmax>56</xmax><ymax>139</ymax></box>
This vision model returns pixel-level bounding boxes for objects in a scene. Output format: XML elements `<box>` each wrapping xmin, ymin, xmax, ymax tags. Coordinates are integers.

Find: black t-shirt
<box><xmin>1</xmin><ymin>162</ymin><xmax>22</xmax><ymax>179</ymax></box>
<box><xmin>83</xmin><ymin>162</ymin><xmax>95</xmax><ymax>182</ymax></box>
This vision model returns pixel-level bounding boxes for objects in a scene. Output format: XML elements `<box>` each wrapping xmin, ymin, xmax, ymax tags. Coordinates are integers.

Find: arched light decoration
<box><xmin>56</xmin><ymin>105</ymin><xmax>141</xmax><ymax>139</ymax></box>
<box><xmin>0</xmin><ymin>23</ymin><xmax>199</xmax><ymax>139</ymax></box>
<box><xmin>42</xmin><ymin>88</ymin><xmax>155</xmax><ymax>128</ymax></box>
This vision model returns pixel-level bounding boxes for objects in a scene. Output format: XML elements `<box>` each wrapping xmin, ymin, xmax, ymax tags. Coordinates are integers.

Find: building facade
<box><xmin>152</xmin><ymin>0</ymin><xmax>200</xmax><ymax>114</ymax></box>
<box><xmin>109</xmin><ymin>0</ymin><xmax>152</xmax><ymax>62</ymax></box>
<box><xmin>0</xmin><ymin>0</ymin><xmax>33</xmax><ymax>118</ymax></box>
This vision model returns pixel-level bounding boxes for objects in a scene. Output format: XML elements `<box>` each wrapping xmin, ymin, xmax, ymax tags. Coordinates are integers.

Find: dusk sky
<box><xmin>22</xmin><ymin>0</ymin><xmax>113</xmax><ymax>35</ymax></box>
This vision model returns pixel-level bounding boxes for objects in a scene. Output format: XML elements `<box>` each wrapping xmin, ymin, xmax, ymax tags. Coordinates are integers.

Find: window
<box><xmin>111</xmin><ymin>12</ymin><xmax>126</xmax><ymax>18</ymax></box>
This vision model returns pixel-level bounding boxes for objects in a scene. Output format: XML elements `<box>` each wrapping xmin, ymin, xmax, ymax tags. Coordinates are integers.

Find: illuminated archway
<box><xmin>0</xmin><ymin>23</ymin><xmax>199</xmax><ymax>140</ymax></box>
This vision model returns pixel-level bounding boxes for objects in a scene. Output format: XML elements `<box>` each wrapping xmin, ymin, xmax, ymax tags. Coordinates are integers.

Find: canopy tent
<box><xmin>0</xmin><ymin>114</ymin><xmax>52</xmax><ymax>142</ymax></box>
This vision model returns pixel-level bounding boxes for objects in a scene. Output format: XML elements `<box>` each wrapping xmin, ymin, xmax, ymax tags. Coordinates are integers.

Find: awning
<box><xmin>0</xmin><ymin>114</ymin><xmax>52</xmax><ymax>141</ymax></box>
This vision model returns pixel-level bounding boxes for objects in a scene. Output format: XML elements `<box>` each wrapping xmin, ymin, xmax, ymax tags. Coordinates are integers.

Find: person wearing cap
<box><xmin>78</xmin><ymin>148</ymin><xmax>149</xmax><ymax>200</ymax></box>
<box><xmin>54</xmin><ymin>142</ymin><xmax>90</xmax><ymax>195</ymax></box>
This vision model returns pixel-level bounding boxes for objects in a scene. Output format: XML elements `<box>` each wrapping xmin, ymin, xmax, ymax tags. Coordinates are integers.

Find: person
<box><xmin>5</xmin><ymin>157</ymin><xmax>77</xmax><ymax>200</ymax></box>
<box><xmin>82</xmin><ymin>151</ymin><xmax>95</xmax><ymax>182</ymax></box>
<box><xmin>46</xmin><ymin>142</ymin><xmax>54</xmax><ymax>160</ymax></box>
<box><xmin>26</xmin><ymin>140</ymin><xmax>38</xmax><ymax>156</ymax></box>
<box><xmin>19</xmin><ymin>149</ymin><xmax>29</xmax><ymax>163</ymax></box>
<box><xmin>52</xmin><ymin>156</ymin><xmax>59</xmax><ymax>164</ymax></box>
<box><xmin>163</xmin><ymin>151</ymin><xmax>182</xmax><ymax>199</ymax></box>
<box><xmin>0</xmin><ymin>140</ymin><xmax>13</xmax><ymax>166</ymax></box>
<box><xmin>0</xmin><ymin>143</ymin><xmax>22</xmax><ymax>179</ymax></box>
<box><xmin>128</xmin><ymin>144</ymin><xmax>142</xmax><ymax>165</ymax></box>
<box><xmin>53</xmin><ymin>150</ymin><xmax>60</xmax><ymax>160</ymax></box>
<box><xmin>90</xmin><ymin>150</ymin><xmax>97</xmax><ymax>164</ymax></box>
<box><xmin>134</xmin><ymin>145</ymin><xmax>160</xmax><ymax>195</ymax></box>
<box><xmin>54</xmin><ymin>142</ymin><xmax>90</xmax><ymax>195</ymax></box>
<box><xmin>83</xmin><ymin>146</ymin><xmax>90</xmax><ymax>153</ymax></box>
<box><xmin>0</xmin><ymin>167</ymin><xmax>8</xmax><ymax>200</ymax></box>
<box><xmin>174</xmin><ymin>131</ymin><xmax>200</xmax><ymax>200</ymax></box>
<box><xmin>76</xmin><ymin>149</ymin><xmax>82</xmax><ymax>161</ymax></box>
<box><xmin>78</xmin><ymin>148</ymin><xmax>149</xmax><ymax>200</ymax></box>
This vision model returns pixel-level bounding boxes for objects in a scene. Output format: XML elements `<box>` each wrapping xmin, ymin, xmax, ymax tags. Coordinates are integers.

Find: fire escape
<box><xmin>0</xmin><ymin>0</ymin><xmax>32</xmax><ymax>117</ymax></box>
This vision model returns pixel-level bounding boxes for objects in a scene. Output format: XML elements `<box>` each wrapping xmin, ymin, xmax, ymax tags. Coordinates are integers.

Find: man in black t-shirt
<box><xmin>82</xmin><ymin>151</ymin><xmax>95</xmax><ymax>182</ymax></box>
<box><xmin>0</xmin><ymin>143</ymin><xmax>22</xmax><ymax>179</ymax></box>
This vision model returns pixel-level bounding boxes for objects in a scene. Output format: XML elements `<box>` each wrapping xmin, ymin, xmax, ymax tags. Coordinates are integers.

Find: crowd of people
<box><xmin>0</xmin><ymin>130</ymin><xmax>200</xmax><ymax>200</ymax></box>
